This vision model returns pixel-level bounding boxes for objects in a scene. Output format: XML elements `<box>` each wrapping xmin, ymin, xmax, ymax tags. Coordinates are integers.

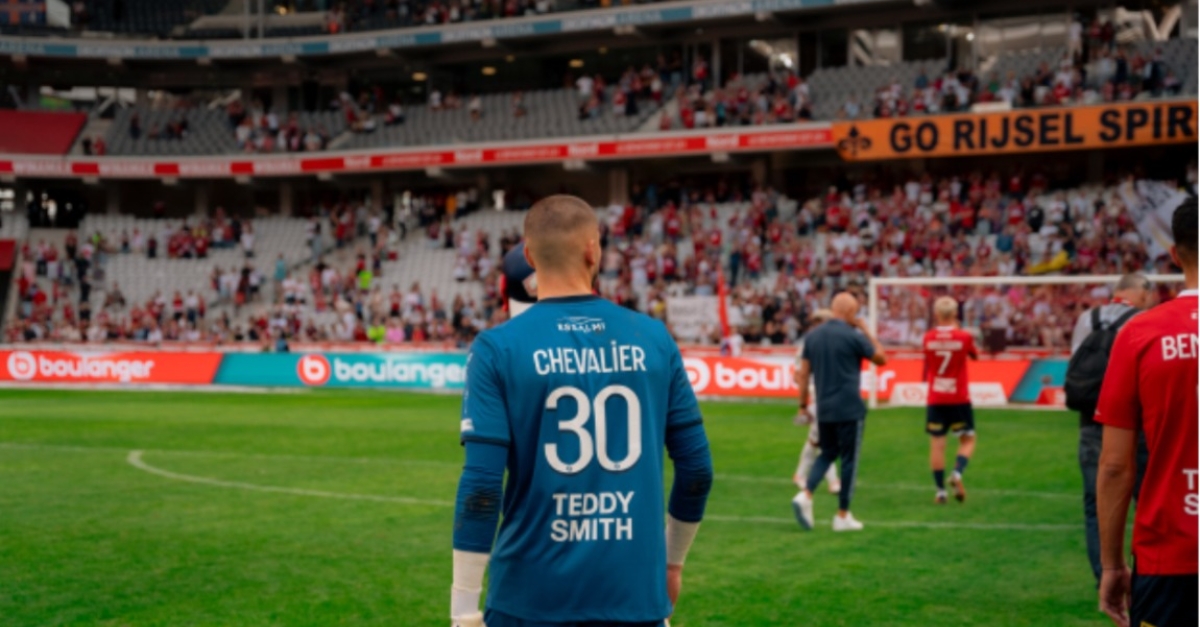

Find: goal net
<box><xmin>864</xmin><ymin>273</ymin><xmax>1185</xmax><ymax>408</ymax></box>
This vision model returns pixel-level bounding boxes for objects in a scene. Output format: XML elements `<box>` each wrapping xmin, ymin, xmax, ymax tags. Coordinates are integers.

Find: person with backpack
<box><xmin>1067</xmin><ymin>272</ymin><xmax>1151</xmax><ymax>586</ymax></box>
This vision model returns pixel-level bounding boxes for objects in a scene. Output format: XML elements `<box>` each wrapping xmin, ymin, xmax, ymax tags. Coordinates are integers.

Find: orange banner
<box><xmin>0</xmin><ymin>350</ymin><xmax>222</xmax><ymax>385</ymax></box>
<box><xmin>833</xmin><ymin>100</ymin><xmax>1197</xmax><ymax>161</ymax></box>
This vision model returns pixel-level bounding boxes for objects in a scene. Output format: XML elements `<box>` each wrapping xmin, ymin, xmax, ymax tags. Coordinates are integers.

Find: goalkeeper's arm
<box><xmin>665</xmin><ymin>421</ymin><xmax>713</xmax><ymax>575</ymax></box>
<box><xmin>451</xmin><ymin>440</ymin><xmax>507</xmax><ymax>627</ymax></box>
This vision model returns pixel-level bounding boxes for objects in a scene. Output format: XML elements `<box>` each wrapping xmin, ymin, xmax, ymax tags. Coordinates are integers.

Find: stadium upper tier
<box><xmin>7</xmin><ymin>35</ymin><xmax>1184</xmax><ymax>159</ymax></box>
<box><xmin>0</xmin><ymin>0</ymin><xmax>884</xmax><ymax>57</ymax></box>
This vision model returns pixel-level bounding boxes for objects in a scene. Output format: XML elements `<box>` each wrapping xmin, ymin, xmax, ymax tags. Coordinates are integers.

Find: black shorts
<box><xmin>1131</xmin><ymin>571</ymin><xmax>1198</xmax><ymax>627</ymax></box>
<box><xmin>926</xmin><ymin>404</ymin><xmax>975</xmax><ymax>437</ymax></box>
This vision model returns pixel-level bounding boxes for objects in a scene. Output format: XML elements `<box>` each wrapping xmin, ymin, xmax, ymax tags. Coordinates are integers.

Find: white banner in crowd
<box><xmin>665</xmin><ymin>296</ymin><xmax>719</xmax><ymax>342</ymax></box>
<box><xmin>665</xmin><ymin>296</ymin><xmax>751</xmax><ymax>341</ymax></box>
<box><xmin>1120</xmin><ymin>179</ymin><xmax>1190</xmax><ymax>260</ymax></box>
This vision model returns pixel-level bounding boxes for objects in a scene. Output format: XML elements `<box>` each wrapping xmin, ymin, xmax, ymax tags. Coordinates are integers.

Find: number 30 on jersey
<box><xmin>544</xmin><ymin>384</ymin><xmax>642</xmax><ymax>474</ymax></box>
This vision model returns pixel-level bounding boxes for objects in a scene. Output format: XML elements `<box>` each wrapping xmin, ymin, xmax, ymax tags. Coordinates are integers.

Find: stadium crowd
<box><xmin>594</xmin><ymin>170</ymin><xmax>1177</xmax><ymax>349</ymax></box>
<box><xmin>325</xmin><ymin>0</ymin><xmax>559</xmax><ymax>34</ymax></box>
<box><xmin>5</xmin><ymin>166</ymin><xmax>1187</xmax><ymax>350</ymax></box>
<box><xmin>851</xmin><ymin>47</ymin><xmax>1182</xmax><ymax>121</ymax></box>
<box><xmin>660</xmin><ymin>69</ymin><xmax>813</xmax><ymax>130</ymax></box>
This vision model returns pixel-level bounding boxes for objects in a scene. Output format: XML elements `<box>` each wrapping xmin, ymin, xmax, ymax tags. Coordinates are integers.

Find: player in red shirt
<box><xmin>1096</xmin><ymin>199</ymin><xmax>1197</xmax><ymax>627</ymax></box>
<box><xmin>922</xmin><ymin>296</ymin><xmax>979</xmax><ymax>504</ymax></box>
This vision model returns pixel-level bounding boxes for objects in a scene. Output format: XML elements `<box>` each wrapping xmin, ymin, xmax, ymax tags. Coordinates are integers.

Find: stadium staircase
<box><xmin>70</xmin><ymin>117</ymin><xmax>113</xmax><ymax>156</ymax></box>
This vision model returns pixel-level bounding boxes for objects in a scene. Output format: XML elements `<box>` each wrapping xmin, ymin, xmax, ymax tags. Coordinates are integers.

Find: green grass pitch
<box><xmin>0</xmin><ymin>389</ymin><xmax>1103</xmax><ymax>626</ymax></box>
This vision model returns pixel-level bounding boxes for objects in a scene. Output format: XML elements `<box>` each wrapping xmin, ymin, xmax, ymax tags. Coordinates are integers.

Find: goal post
<box><xmin>865</xmin><ymin>273</ymin><xmax>1185</xmax><ymax>408</ymax></box>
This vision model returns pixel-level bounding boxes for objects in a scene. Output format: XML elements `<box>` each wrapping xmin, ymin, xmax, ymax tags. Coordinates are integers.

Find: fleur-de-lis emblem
<box><xmin>838</xmin><ymin>126</ymin><xmax>872</xmax><ymax>158</ymax></box>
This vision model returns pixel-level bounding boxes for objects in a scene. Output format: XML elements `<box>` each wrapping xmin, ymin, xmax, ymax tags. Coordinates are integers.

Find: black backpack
<box><xmin>1064</xmin><ymin>307</ymin><xmax>1138</xmax><ymax>412</ymax></box>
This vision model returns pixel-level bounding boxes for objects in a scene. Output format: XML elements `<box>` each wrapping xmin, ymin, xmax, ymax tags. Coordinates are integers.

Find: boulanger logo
<box><xmin>684</xmin><ymin>357</ymin><xmax>799</xmax><ymax>395</ymax></box>
<box><xmin>6</xmin><ymin>351</ymin><xmax>37</xmax><ymax>381</ymax></box>
<box><xmin>683</xmin><ymin>358</ymin><xmax>710</xmax><ymax>393</ymax></box>
<box><xmin>3</xmin><ymin>351</ymin><xmax>155</xmax><ymax>383</ymax></box>
<box><xmin>297</xmin><ymin>354</ymin><xmax>332</xmax><ymax>386</ymax></box>
<box><xmin>297</xmin><ymin>354</ymin><xmax>467</xmax><ymax>388</ymax></box>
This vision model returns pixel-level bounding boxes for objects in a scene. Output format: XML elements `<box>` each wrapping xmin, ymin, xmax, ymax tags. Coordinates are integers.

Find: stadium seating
<box><xmin>0</xmin><ymin>213</ymin><xmax>29</xmax><ymax>241</ymax></box>
<box><xmin>345</xmin><ymin>87</ymin><xmax>660</xmax><ymax>150</ymax></box>
<box><xmin>74</xmin><ymin>214</ymin><xmax>311</xmax><ymax>317</ymax></box>
<box><xmin>83</xmin><ymin>0</ymin><xmax>228</xmax><ymax>37</ymax></box>
<box><xmin>98</xmin><ymin>89</ymin><xmax>657</xmax><ymax>156</ymax></box>
<box><xmin>105</xmin><ymin>106</ymin><xmax>346</xmax><ymax>156</ymax></box>
<box><xmin>806</xmin><ymin>58</ymin><xmax>946</xmax><ymax>120</ymax></box>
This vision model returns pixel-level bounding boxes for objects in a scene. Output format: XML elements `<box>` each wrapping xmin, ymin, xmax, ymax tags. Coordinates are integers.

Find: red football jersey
<box><xmin>1095</xmin><ymin>291</ymin><xmax>1199</xmax><ymax>575</ymax></box>
<box><xmin>922</xmin><ymin>326</ymin><xmax>978</xmax><ymax>405</ymax></box>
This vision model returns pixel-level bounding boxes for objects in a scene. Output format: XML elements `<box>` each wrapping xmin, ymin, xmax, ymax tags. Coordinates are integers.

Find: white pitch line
<box><xmin>714</xmin><ymin>473</ymin><xmax>1076</xmax><ymax>500</ymax></box>
<box><xmin>704</xmin><ymin>514</ymin><xmax>1075</xmax><ymax>531</ymax></box>
<box><xmin>0</xmin><ymin>442</ymin><xmax>459</xmax><ymax>467</ymax></box>
<box><xmin>7</xmin><ymin>442</ymin><xmax>1080</xmax><ymax>528</ymax></box>
<box><xmin>4</xmin><ymin>442</ymin><xmax>1076</xmax><ymax>500</ymax></box>
<box><xmin>126</xmin><ymin>450</ymin><xmax>454</xmax><ymax>508</ymax></box>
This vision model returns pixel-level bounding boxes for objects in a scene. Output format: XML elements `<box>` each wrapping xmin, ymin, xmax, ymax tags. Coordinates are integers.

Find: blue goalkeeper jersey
<box><xmin>460</xmin><ymin>295</ymin><xmax>703</xmax><ymax>623</ymax></box>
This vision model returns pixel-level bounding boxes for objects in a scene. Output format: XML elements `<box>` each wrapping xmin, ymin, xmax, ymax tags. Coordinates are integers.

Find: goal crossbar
<box><xmin>866</xmin><ymin>273</ymin><xmax>1185</xmax><ymax>408</ymax></box>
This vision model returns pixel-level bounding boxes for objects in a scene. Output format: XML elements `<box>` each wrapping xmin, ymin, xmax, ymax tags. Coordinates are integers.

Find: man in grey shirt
<box><xmin>1071</xmin><ymin>272</ymin><xmax>1150</xmax><ymax>585</ymax></box>
<box><xmin>793</xmin><ymin>292</ymin><xmax>887</xmax><ymax>532</ymax></box>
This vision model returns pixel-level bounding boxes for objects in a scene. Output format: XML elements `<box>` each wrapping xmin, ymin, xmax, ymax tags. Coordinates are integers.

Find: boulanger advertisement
<box><xmin>0</xmin><ymin>348</ymin><xmax>1067</xmax><ymax>405</ymax></box>
<box><xmin>0</xmin><ymin>350</ymin><xmax>221</xmax><ymax>385</ymax></box>
<box><xmin>679</xmin><ymin>352</ymin><xmax>1031</xmax><ymax>405</ymax></box>
<box><xmin>214</xmin><ymin>352</ymin><xmax>467</xmax><ymax>390</ymax></box>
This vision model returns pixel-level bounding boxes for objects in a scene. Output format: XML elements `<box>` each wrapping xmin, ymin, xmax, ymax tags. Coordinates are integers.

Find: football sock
<box><xmin>954</xmin><ymin>455</ymin><xmax>969</xmax><ymax>475</ymax></box>
<box><xmin>933</xmin><ymin>469</ymin><xmax>945</xmax><ymax>490</ymax></box>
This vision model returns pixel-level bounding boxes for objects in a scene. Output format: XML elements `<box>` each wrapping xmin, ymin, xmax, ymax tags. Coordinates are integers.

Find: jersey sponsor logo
<box><xmin>460</xmin><ymin>418</ymin><xmax>474</xmax><ymax>433</ymax></box>
<box><xmin>556</xmin><ymin>316</ymin><xmax>606</xmax><ymax>333</ymax></box>
<box><xmin>297</xmin><ymin>354</ymin><xmax>332</xmax><ymax>386</ymax></box>
<box><xmin>933</xmin><ymin>377</ymin><xmax>958</xmax><ymax>394</ymax></box>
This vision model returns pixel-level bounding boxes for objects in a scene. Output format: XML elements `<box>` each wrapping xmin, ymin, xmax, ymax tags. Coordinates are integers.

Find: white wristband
<box><xmin>665</xmin><ymin>515</ymin><xmax>701</xmax><ymax>566</ymax></box>
<box><xmin>451</xmin><ymin>549</ymin><xmax>490</xmax><ymax>619</ymax></box>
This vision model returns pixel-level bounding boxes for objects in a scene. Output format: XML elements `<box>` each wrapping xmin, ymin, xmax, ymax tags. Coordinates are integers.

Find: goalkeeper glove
<box><xmin>451</xmin><ymin>612</ymin><xmax>486</xmax><ymax>627</ymax></box>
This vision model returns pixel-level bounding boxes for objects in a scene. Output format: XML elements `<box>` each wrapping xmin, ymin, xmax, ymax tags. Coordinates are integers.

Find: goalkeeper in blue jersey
<box><xmin>450</xmin><ymin>195</ymin><xmax>714</xmax><ymax>627</ymax></box>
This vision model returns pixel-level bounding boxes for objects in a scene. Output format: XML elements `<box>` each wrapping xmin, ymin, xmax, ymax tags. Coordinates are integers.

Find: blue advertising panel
<box><xmin>215</xmin><ymin>352</ymin><xmax>467</xmax><ymax>390</ymax></box>
<box><xmin>1010</xmin><ymin>358</ymin><xmax>1069</xmax><ymax>404</ymax></box>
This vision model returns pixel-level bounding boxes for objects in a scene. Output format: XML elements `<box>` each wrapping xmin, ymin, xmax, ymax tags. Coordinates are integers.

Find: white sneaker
<box><xmin>791</xmin><ymin>491</ymin><xmax>814</xmax><ymax>530</ymax></box>
<box><xmin>832</xmin><ymin>512</ymin><xmax>864</xmax><ymax>532</ymax></box>
<box><xmin>828</xmin><ymin>478</ymin><xmax>842</xmax><ymax>494</ymax></box>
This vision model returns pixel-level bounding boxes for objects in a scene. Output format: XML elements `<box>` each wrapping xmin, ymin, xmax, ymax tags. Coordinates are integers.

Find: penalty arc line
<box><xmin>124</xmin><ymin>451</ymin><xmax>1075</xmax><ymax>532</ymax></box>
<box><xmin>5</xmin><ymin>443</ymin><xmax>1078</xmax><ymax>505</ymax></box>
<box><xmin>126</xmin><ymin>450</ymin><xmax>454</xmax><ymax>508</ymax></box>
<box><xmin>0</xmin><ymin>441</ymin><xmax>460</xmax><ymax>467</ymax></box>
